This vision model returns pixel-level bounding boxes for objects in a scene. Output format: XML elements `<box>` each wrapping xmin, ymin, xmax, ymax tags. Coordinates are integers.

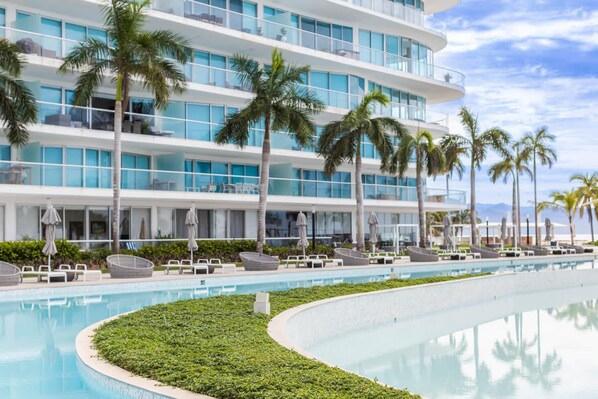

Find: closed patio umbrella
<box><xmin>139</xmin><ymin>217</ymin><xmax>146</xmax><ymax>240</ymax></box>
<box><xmin>41</xmin><ymin>204</ymin><xmax>61</xmax><ymax>267</ymax></box>
<box><xmin>500</xmin><ymin>216</ymin><xmax>508</xmax><ymax>250</ymax></box>
<box><xmin>186</xmin><ymin>208</ymin><xmax>198</xmax><ymax>263</ymax></box>
<box><xmin>443</xmin><ymin>215</ymin><xmax>454</xmax><ymax>250</ymax></box>
<box><xmin>545</xmin><ymin>218</ymin><xmax>553</xmax><ymax>243</ymax></box>
<box><xmin>368</xmin><ymin>211</ymin><xmax>379</xmax><ymax>252</ymax></box>
<box><xmin>296</xmin><ymin>212</ymin><xmax>309</xmax><ymax>259</ymax></box>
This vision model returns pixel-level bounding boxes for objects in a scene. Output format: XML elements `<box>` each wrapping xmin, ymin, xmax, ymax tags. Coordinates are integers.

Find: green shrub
<box><xmin>0</xmin><ymin>240</ymin><xmax>80</xmax><ymax>266</ymax></box>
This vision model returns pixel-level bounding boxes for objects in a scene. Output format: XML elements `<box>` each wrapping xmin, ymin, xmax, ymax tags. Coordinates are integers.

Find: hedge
<box><xmin>0</xmin><ymin>240</ymin><xmax>81</xmax><ymax>266</ymax></box>
<box><xmin>94</xmin><ymin>276</ymin><xmax>479</xmax><ymax>399</ymax></box>
<box><xmin>0</xmin><ymin>239</ymin><xmax>337</xmax><ymax>268</ymax></box>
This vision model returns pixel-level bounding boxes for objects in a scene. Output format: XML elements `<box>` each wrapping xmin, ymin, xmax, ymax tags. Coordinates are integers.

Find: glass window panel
<box><xmin>0</xmin><ymin>145</ymin><xmax>10</xmax><ymax>161</ymax></box>
<box><xmin>41</xmin><ymin>17</ymin><xmax>61</xmax><ymax>37</ymax></box>
<box><xmin>359</xmin><ymin>30</ymin><xmax>370</xmax><ymax>47</ymax></box>
<box><xmin>0</xmin><ymin>9</ymin><xmax>5</xmax><ymax>28</ymax></box>
<box><xmin>343</xmin><ymin>27</ymin><xmax>353</xmax><ymax>43</ymax></box>
<box><xmin>371</xmin><ymin>32</ymin><xmax>384</xmax><ymax>50</ymax></box>
<box><xmin>16</xmin><ymin>205</ymin><xmax>40</xmax><ymax>240</ymax></box>
<box><xmin>310</xmin><ymin>72</ymin><xmax>329</xmax><ymax>89</ymax></box>
<box><xmin>330</xmin><ymin>74</ymin><xmax>348</xmax><ymax>93</ymax></box>
<box><xmin>316</xmin><ymin>21</ymin><xmax>330</xmax><ymax>37</ymax></box>
<box><xmin>88</xmin><ymin>27</ymin><xmax>107</xmax><ymax>42</ymax></box>
<box><xmin>43</xmin><ymin>147</ymin><xmax>63</xmax><ymax>186</ymax></box>
<box><xmin>40</xmin><ymin>86</ymin><xmax>63</xmax><ymax>123</ymax></box>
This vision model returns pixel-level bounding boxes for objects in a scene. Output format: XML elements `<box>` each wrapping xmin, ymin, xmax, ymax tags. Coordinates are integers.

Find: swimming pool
<box><xmin>0</xmin><ymin>257</ymin><xmax>595</xmax><ymax>398</ymax></box>
<box><xmin>304</xmin><ymin>260</ymin><xmax>598</xmax><ymax>399</ymax></box>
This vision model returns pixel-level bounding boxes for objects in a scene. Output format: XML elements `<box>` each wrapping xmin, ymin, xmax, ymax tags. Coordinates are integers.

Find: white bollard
<box><xmin>254</xmin><ymin>292</ymin><xmax>270</xmax><ymax>315</ymax></box>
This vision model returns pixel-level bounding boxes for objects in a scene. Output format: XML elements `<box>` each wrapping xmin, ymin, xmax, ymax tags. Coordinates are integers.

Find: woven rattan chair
<box><xmin>470</xmin><ymin>245</ymin><xmax>500</xmax><ymax>259</ymax></box>
<box><xmin>407</xmin><ymin>247</ymin><xmax>439</xmax><ymax>262</ymax></box>
<box><xmin>240</xmin><ymin>252</ymin><xmax>279</xmax><ymax>271</ymax></box>
<box><xmin>107</xmin><ymin>255</ymin><xmax>154</xmax><ymax>278</ymax></box>
<box><xmin>0</xmin><ymin>261</ymin><xmax>20</xmax><ymax>286</ymax></box>
<box><xmin>333</xmin><ymin>248</ymin><xmax>369</xmax><ymax>266</ymax></box>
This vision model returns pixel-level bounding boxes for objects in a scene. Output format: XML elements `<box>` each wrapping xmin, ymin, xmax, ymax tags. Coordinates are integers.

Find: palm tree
<box><xmin>453</xmin><ymin>106</ymin><xmax>510</xmax><ymax>244</ymax></box>
<box><xmin>538</xmin><ymin>190</ymin><xmax>579</xmax><ymax>245</ymax></box>
<box><xmin>439</xmin><ymin>134</ymin><xmax>466</xmax><ymax>195</ymax></box>
<box><xmin>0</xmin><ymin>39</ymin><xmax>37</xmax><ymax>147</ymax></box>
<box><xmin>488</xmin><ymin>142</ymin><xmax>532</xmax><ymax>245</ymax></box>
<box><xmin>571</xmin><ymin>172</ymin><xmax>598</xmax><ymax>242</ymax></box>
<box><xmin>59</xmin><ymin>0</ymin><xmax>189</xmax><ymax>253</ymax></box>
<box><xmin>318</xmin><ymin>91</ymin><xmax>407</xmax><ymax>251</ymax></box>
<box><xmin>388</xmin><ymin>130</ymin><xmax>445</xmax><ymax>247</ymax></box>
<box><xmin>217</xmin><ymin>50</ymin><xmax>324</xmax><ymax>254</ymax></box>
<box><xmin>521</xmin><ymin>127</ymin><xmax>557</xmax><ymax>246</ymax></box>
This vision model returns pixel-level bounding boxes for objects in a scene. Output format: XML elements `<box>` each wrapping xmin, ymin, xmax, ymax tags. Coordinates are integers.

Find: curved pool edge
<box><xmin>76</xmin><ymin>315</ymin><xmax>216</xmax><ymax>399</ymax></box>
<box><xmin>267</xmin><ymin>274</ymin><xmax>491</xmax><ymax>363</ymax></box>
<box><xmin>268</xmin><ymin>269</ymin><xmax>598</xmax><ymax>397</ymax></box>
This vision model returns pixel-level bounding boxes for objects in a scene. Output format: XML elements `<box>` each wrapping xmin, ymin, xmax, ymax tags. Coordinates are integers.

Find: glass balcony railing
<box><xmin>340</xmin><ymin>0</ymin><xmax>428</xmax><ymax>29</ymax></box>
<box><xmin>0</xmin><ymin>26</ymin><xmax>80</xmax><ymax>59</ymax></box>
<box><xmin>151</xmin><ymin>1</ymin><xmax>464</xmax><ymax>88</ymax></box>
<box><xmin>0</xmin><ymin>160</ymin><xmax>466</xmax><ymax>204</ymax></box>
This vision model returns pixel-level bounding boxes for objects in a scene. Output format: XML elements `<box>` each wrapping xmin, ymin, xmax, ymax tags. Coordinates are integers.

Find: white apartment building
<box><xmin>0</xmin><ymin>0</ymin><xmax>465</xmax><ymax>248</ymax></box>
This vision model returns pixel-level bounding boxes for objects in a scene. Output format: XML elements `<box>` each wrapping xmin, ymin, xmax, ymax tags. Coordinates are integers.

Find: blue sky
<box><xmin>429</xmin><ymin>0</ymin><xmax>598</xmax><ymax>206</ymax></box>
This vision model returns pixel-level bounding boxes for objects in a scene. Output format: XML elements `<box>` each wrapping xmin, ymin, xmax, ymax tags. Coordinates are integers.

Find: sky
<box><xmin>429</xmin><ymin>0</ymin><xmax>598</xmax><ymax>207</ymax></box>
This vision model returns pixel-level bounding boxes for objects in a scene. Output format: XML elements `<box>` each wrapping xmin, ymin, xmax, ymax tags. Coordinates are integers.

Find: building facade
<box><xmin>0</xmin><ymin>0</ymin><xmax>465</xmax><ymax>248</ymax></box>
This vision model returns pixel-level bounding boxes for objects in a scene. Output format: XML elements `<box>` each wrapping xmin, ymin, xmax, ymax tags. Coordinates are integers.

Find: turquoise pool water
<box><xmin>0</xmin><ymin>259</ymin><xmax>593</xmax><ymax>399</ymax></box>
<box><xmin>307</xmin><ymin>260</ymin><xmax>598</xmax><ymax>399</ymax></box>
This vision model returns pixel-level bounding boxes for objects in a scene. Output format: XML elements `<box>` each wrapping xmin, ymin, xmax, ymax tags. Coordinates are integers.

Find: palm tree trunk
<box><xmin>517</xmin><ymin>174</ymin><xmax>522</xmax><ymax>246</ymax></box>
<box><xmin>416</xmin><ymin>166</ymin><xmax>426</xmax><ymax>248</ymax></box>
<box><xmin>533</xmin><ymin>152</ymin><xmax>540</xmax><ymax>245</ymax></box>
<box><xmin>470</xmin><ymin>161</ymin><xmax>478</xmax><ymax>244</ymax></box>
<box><xmin>569</xmin><ymin>214</ymin><xmax>574</xmax><ymax>245</ymax></box>
<box><xmin>112</xmin><ymin>100</ymin><xmax>122</xmax><ymax>254</ymax></box>
<box><xmin>257</xmin><ymin>116</ymin><xmax>271</xmax><ymax>254</ymax></box>
<box><xmin>588</xmin><ymin>205</ymin><xmax>595</xmax><ymax>242</ymax></box>
<box><xmin>512</xmin><ymin>180</ymin><xmax>517</xmax><ymax>244</ymax></box>
<box><xmin>355</xmin><ymin>148</ymin><xmax>364</xmax><ymax>251</ymax></box>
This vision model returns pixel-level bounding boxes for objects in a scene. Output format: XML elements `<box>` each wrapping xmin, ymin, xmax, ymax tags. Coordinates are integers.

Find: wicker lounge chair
<box><xmin>0</xmin><ymin>261</ymin><xmax>21</xmax><ymax>286</ymax></box>
<box><xmin>240</xmin><ymin>252</ymin><xmax>279</xmax><ymax>271</ymax></box>
<box><xmin>333</xmin><ymin>248</ymin><xmax>369</xmax><ymax>266</ymax></box>
<box><xmin>470</xmin><ymin>245</ymin><xmax>500</xmax><ymax>259</ymax></box>
<box><xmin>407</xmin><ymin>247</ymin><xmax>439</xmax><ymax>262</ymax></box>
<box><xmin>522</xmin><ymin>245</ymin><xmax>549</xmax><ymax>256</ymax></box>
<box><xmin>560</xmin><ymin>244</ymin><xmax>585</xmax><ymax>254</ymax></box>
<box><xmin>107</xmin><ymin>255</ymin><xmax>154</xmax><ymax>278</ymax></box>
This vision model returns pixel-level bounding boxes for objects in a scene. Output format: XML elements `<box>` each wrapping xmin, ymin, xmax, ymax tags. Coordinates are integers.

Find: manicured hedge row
<box><xmin>0</xmin><ymin>240</ymin><xmax>81</xmax><ymax>266</ymax></box>
<box><xmin>0</xmin><ymin>239</ymin><xmax>336</xmax><ymax>267</ymax></box>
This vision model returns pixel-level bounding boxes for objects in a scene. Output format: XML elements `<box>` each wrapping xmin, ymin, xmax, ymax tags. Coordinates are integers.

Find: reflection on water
<box><xmin>307</xmin><ymin>280</ymin><xmax>598</xmax><ymax>398</ymax></box>
<box><xmin>0</xmin><ymin>260</ymin><xmax>595</xmax><ymax>399</ymax></box>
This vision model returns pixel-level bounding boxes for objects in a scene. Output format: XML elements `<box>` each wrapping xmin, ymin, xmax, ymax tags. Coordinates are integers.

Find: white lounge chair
<box><xmin>21</xmin><ymin>265</ymin><xmax>67</xmax><ymax>284</ymax></box>
<box><xmin>184</xmin><ymin>259</ymin><xmax>210</xmax><ymax>274</ymax></box>
<box><xmin>58</xmin><ymin>264</ymin><xmax>103</xmax><ymax>282</ymax></box>
<box><xmin>208</xmin><ymin>258</ymin><xmax>236</xmax><ymax>274</ymax></box>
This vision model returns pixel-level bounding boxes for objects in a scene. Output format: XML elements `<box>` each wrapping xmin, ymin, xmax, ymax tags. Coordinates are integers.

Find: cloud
<box><xmin>429</xmin><ymin>0</ymin><xmax>598</xmax><ymax>204</ymax></box>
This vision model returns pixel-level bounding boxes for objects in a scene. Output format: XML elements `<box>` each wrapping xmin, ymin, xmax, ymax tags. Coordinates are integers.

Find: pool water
<box><xmin>306</xmin><ymin>261</ymin><xmax>598</xmax><ymax>399</ymax></box>
<box><xmin>0</xmin><ymin>259</ymin><xmax>594</xmax><ymax>399</ymax></box>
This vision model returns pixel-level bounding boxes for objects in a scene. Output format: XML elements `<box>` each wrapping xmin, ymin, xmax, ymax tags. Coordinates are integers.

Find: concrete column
<box><xmin>4</xmin><ymin>201</ymin><xmax>17</xmax><ymax>241</ymax></box>
<box><xmin>150</xmin><ymin>205</ymin><xmax>158</xmax><ymax>239</ymax></box>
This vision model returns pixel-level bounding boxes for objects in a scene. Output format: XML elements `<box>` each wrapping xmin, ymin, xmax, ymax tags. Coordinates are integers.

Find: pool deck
<box><xmin>1</xmin><ymin>253</ymin><xmax>596</xmax><ymax>293</ymax></box>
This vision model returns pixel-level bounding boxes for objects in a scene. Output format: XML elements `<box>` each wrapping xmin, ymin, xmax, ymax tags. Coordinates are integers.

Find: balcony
<box><xmin>34</xmin><ymin>100</ymin><xmax>446</xmax><ymax>157</ymax></box>
<box><xmin>0</xmin><ymin>160</ymin><xmax>466</xmax><ymax>205</ymax></box>
<box><xmin>151</xmin><ymin>1</ymin><xmax>464</xmax><ymax>89</ymax></box>
<box><xmin>1</xmin><ymin>26</ymin><xmax>79</xmax><ymax>60</ymax></box>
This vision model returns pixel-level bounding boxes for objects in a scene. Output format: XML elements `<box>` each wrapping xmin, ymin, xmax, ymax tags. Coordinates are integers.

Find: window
<box><xmin>0</xmin><ymin>145</ymin><xmax>9</xmax><ymax>162</ymax></box>
<box><xmin>0</xmin><ymin>8</ymin><xmax>5</xmax><ymax>28</ymax></box>
<box><xmin>122</xmin><ymin>153</ymin><xmax>150</xmax><ymax>190</ymax></box>
<box><xmin>39</xmin><ymin>86</ymin><xmax>63</xmax><ymax>124</ymax></box>
<box><xmin>294</xmin><ymin>168</ymin><xmax>351</xmax><ymax>199</ymax></box>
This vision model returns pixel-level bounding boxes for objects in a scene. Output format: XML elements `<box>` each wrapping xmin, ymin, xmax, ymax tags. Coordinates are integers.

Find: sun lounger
<box><xmin>208</xmin><ymin>258</ymin><xmax>236</xmax><ymax>273</ymax></box>
<box><xmin>182</xmin><ymin>259</ymin><xmax>210</xmax><ymax>274</ymax></box>
<box><xmin>240</xmin><ymin>252</ymin><xmax>280</xmax><ymax>271</ymax></box>
<box><xmin>58</xmin><ymin>264</ymin><xmax>103</xmax><ymax>282</ymax></box>
<box><xmin>21</xmin><ymin>265</ymin><xmax>67</xmax><ymax>283</ymax></box>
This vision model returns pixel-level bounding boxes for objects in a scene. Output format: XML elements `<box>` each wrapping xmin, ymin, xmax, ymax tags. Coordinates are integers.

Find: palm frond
<box><xmin>0</xmin><ymin>40</ymin><xmax>25</xmax><ymax>76</ymax></box>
